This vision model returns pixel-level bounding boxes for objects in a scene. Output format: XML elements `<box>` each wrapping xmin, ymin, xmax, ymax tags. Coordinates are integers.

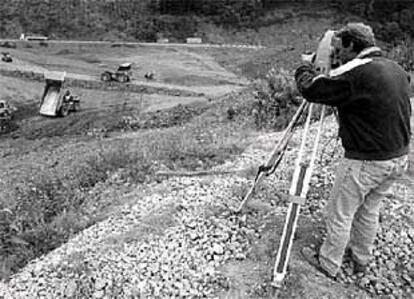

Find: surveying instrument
<box><xmin>236</xmin><ymin>30</ymin><xmax>337</xmax><ymax>288</ymax></box>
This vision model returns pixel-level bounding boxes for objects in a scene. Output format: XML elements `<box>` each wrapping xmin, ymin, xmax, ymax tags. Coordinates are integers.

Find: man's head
<box><xmin>332</xmin><ymin>23</ymin><xmax>376</xmax><ymax>64</ymax></box>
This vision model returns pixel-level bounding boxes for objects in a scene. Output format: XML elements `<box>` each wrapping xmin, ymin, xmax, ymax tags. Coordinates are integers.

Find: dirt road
<box><xmin>0</xmin><ymin>39</ymin><xmax>266</xmax><ymax>49</ymax></box>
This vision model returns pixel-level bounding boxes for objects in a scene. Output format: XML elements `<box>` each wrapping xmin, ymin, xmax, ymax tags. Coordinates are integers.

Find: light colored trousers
<box><xmin>319</xmin><ymin>155</ymin><xmax>409</xmax><ymax>276</ymax></box>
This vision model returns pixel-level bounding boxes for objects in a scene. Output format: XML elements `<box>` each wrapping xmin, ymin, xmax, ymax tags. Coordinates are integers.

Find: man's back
<box><xmin>295</xmin><ymin>49</ymin><xmax>412</xmax><ymax>160</ymax></box>
<box><xmin>335</xmin><ymin>56</ymin><xmax>411</xmax><ymax>160</ymax></box>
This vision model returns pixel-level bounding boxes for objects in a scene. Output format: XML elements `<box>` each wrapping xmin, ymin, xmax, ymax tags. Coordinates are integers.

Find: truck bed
<box><xmin>39</xmin><ymin>86</ymin><xmax>60</xmax><ymax>116</ymax></box>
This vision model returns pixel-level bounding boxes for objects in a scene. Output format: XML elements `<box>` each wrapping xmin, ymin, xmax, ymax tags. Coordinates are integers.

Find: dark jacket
<box><xmin>295</xmin><ymin>47</ymin><xmax>412</xmax><ymax>160</ymax></box>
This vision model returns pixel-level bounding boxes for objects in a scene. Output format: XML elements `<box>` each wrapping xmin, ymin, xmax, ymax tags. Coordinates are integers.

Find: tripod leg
<box><xmin>235</xmin><ymin>101</ymin><xmax>309</xmax><ymax>213</ymax></box>
<box><xmin>272</xmin><ymin>104</ymin><xmax>326</xmax><ymax>288</ymax></box>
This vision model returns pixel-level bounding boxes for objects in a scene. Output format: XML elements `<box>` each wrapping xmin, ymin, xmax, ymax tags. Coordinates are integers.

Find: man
<box><xmin>295</xmin><ymin>23</ymin><xmax>412</xmax><ymax>278</ymax></box>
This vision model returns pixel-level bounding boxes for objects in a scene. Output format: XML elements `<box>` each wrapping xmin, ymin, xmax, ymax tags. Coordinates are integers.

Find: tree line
<box><xmin>336</xmin><ymin>0</ymin><xmax>414</xmax><ymax>43</ymax></box>
<box><xmin>0</xmin><ymin>0</ymin><xmax>412</xmax><ymax>42</ymax></box>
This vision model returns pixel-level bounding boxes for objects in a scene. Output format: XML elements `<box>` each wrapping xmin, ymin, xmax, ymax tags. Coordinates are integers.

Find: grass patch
<box><xmin>80</xmin><ymin>55</ymin><xmax>101</xmax><ymax>64</ymax></box>
<box><xmin>163</xmin><ymin>75</ymin><xmax>238</xmax><ymax>87</ymax></box>
<box><xmin>55</xmin><ymin>49</ymin><xmax>74</xmax><ymax>55</ymax></box>
<box><xmin>116</xmin><ymin>103</ymin><xmax>209</xmax><ymax>132</ymax></box>
<box><xmin>110</xmin><ymin>43</ymin><xmax>136</xmax><ymax>48</ymax></box>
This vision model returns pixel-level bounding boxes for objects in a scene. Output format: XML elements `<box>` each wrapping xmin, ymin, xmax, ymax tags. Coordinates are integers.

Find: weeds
<box><xmin>0</xmin><ymin>173</ymin><xmax>90</xmax><ymax>280</ymax></box>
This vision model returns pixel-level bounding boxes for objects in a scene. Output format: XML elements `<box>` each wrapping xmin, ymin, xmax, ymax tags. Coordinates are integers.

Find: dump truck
<box><xmin>101</xmin><ymin>63</ymin><xmax>133</xmax><ymax>83</ymax></box>
<box><xmin>39</xmin><ymin>71</ymin><xmax>80</xmax><ymax>117</ymax></box>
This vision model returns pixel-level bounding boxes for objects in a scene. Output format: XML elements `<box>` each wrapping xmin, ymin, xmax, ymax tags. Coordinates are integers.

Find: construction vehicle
<box><xmin>39</xmin><ymin>71</ymin><xmax>80</xmax><ymax>117</ymax></box>
<box><xmin>100</xmin><ymin>63</ymin><xmax>133</xmax><ymax>83</ymax></box>
<box><xmin>0</xmin><ymin>100</ymin><xmax>16</xmax><ymax>120</ymax></box>
<box><xmin>1</xmin><ymin>52</ymin><xmax>12</xmax><ymax>63</ymax></box>
<box><xmin>0</xmin><ymin>100</ymin><xmax>16</xmax><ymax>133</ymax></box>
<box><xmin>144</xmin><ymin>71</ymin><xmax>156</xmax><ymax>80</ymax></box>
<box><xmin>19</xmin><ymin>33</ymin><xmax>48</xmax><ymax>41</ymax></box>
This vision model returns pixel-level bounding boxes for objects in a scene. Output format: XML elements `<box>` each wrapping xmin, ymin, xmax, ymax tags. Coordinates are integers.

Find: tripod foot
<box><xmin>269</xmin><ymin>285</ymin><xmax>282</xmax><ymax>298</ymax></box>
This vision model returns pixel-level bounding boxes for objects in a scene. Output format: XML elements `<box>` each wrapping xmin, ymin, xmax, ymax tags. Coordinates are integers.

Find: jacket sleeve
<box><xmin>295</xmin><ymin>63</ymin><xmax>352</xmax><ymax>106</ymax></box>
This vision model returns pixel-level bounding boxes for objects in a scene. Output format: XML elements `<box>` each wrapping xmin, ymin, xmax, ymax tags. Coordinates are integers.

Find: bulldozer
<box><xmin>1</xmin><ymin>52</ymin><xmax>12</xmax><ymax>63</ymax></box>
<box><xmin>39</xmin><ymin>71</ymin><xmax>80</xmax><ymax>117</ymax></box>
<box><xmin>100</xmin><ymin>63</ymin><xmax>132</xmax><ymax>83</ymax></box>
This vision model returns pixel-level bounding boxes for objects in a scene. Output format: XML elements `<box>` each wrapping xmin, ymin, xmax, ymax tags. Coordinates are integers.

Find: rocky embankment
<box><xmin>0</xmin><ymin>110</ymin><xmax>413</xmax><ymax>298</ymax></box>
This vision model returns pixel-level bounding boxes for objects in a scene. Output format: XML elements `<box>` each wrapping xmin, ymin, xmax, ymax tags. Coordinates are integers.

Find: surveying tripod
<box><xmin>236</xmin><ymin>30</ymin><xmax>336</xmax><ymax>288</ymax></box>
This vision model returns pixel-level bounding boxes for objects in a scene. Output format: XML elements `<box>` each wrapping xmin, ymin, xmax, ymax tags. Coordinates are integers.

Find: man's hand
<box><xmin>295</xmin><ymin>63</ymin><xmax>318</xmax><ymax>94</ymax></box>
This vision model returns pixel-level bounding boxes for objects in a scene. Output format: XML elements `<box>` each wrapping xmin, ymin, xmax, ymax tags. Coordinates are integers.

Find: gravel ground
<box><xmin>0</xmin><ymin>110</ymin><xmax>413</xmax><ymax>298</ymax></box>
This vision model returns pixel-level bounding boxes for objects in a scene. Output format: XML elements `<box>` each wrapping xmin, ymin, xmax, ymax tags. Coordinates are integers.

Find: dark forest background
<box><xmin>0</xmin><ymin>0</ymin><xmax>413</xmax><ymax>43</ymax></box>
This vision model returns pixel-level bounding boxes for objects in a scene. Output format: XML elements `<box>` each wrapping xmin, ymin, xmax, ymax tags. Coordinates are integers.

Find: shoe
<box><xmin>345</xmin><ymin>249</ymin><xmax>367</xmax><ymax>274</ymax></box>
<box><xmin>301</xmin><ymin>246</ymin><xmax>336</xmax><ymax>279</ymax></box>
<box><xmin>353</xmin><ymin>261</ymin><xmax>367</xmax><ymax>274</ymax></box>
<box><xmin>344</xmin><ymin>248</ymin><xmax>367</xmax><ymax>274</ymax></box>
<box><xmin>343</xmin><ymin>247</ymin><xmax>353</xmax><ymax>263</ymax></box>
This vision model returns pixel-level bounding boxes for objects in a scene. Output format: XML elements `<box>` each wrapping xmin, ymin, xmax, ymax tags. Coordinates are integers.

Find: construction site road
<box><xmin>0</xmin><ymin>60</ymin><xmax>249</xmax><ymax>98</ymax></box>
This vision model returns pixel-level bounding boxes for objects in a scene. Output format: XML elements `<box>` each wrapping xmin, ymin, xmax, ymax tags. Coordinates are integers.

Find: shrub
<box><xmin>251</xmin><ymin>68</ymin><xmax>302</xmax><ymax>130</ymax></box>
<box><xmin>375</xmin><ymin>21</ymin><xmax>404</xmax><ymax>44</ymax></box>
<box><xmin>0</xmin><ymin>41</ymin><xmax>17</xmax><ymax>49</ymax></box>
<box><xmin>386</xmin><ymin>36</ymin><xmax>414</xmax><ymax>72</ymax></box>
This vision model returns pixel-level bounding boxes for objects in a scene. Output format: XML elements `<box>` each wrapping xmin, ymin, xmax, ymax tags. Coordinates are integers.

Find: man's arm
<box><xmin>295</xmin><ymin>63</ymin><xmax>351</xmax><ymax>106</ymax></box>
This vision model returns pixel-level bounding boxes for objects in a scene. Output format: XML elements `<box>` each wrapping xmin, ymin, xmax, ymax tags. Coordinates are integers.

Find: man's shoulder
<box><xmin>373</xmin><ymin>56</ymin><xmax>406</xmax><ymax>71</ymax></box>
<box><xmin>330</xmin><ymin>56</ymin><xmax>404</xmax><ymax>79</ymax></box>
<box><xmin>329</xmin><ymin>47</ymin><xmax>390</xmax><ymax>78</ymax></box>
<box><xmin>329</xmin><ymin>58</ymin><xmax>373</xmax><ymax>77</ymax></box>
